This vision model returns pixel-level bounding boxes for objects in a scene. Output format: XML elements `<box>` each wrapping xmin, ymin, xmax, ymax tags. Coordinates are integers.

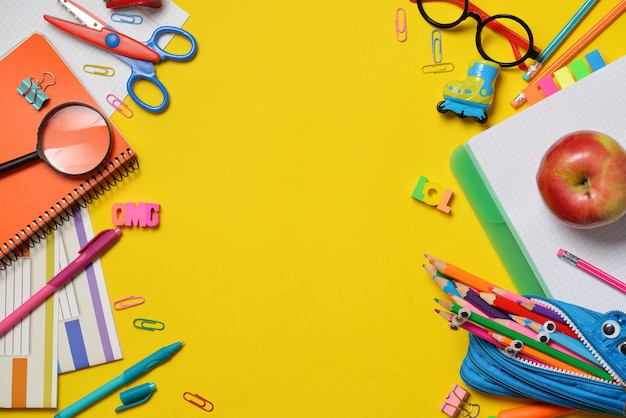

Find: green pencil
<box><xmin>446</xmin><ymin>301</ymin><xmax>612</xmax><ymax>381</ymax></box>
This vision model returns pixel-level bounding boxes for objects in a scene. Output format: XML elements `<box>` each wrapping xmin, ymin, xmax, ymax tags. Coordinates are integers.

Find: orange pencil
<box><xmin>496</xmin><ymin>403</ymin><xmax>576</xmax><ymax>418</ymax></box>
<box><xmin>424</xmin><ymin>254</ymin><xmax>495</xmax><ymax>294</ymax></box>
<box><xmin>511</xmin><ymin>0</ymin><xmax>626</xmax><ymax>109</ymax></box>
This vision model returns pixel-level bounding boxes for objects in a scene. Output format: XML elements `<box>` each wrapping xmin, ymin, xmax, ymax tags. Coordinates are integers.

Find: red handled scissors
<box><xmin>44</xmin><ymin>0</ymin><xmax>197</xmax><ymax>112</ymax></box>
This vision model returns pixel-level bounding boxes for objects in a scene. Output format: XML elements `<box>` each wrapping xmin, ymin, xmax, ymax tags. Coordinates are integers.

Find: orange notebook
<box><xmin>0</xmin><ymin>34</ymin><xmax>138</xmax><ymax>267</ymax></box>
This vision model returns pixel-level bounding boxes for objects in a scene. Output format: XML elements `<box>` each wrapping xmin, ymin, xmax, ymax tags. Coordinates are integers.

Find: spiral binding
<box><xmin>0</xmin><ymin>149</ymin><xmax>139</xmax><ymax>270</ymax></box>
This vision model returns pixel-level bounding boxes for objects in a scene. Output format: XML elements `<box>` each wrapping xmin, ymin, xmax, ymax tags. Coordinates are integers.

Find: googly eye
<box><xmin>458</xmin><ymin>308</ymin><xmax>471</xmax><ymax>319</ymax></box>
<box><xmin>543</xmin><ymin>321</ymin><xmax>556</xmax><ymax>333</ymax></box>
<box><xmin>602</xmin><ymin>320</ymin><xmax>621</xmax><ymax>339</ymax></box>
<box><xmin>537</xmin><ymin>331</ymin><xmax>550</xmax><ymax>343</ymax></box>
<box><xmin>619</xmin><ymin>342</ymin><xmax>626</xmax><ymax>355</ymax></box>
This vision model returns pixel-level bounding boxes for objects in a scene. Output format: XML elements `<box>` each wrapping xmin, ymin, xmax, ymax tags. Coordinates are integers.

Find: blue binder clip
<box><xmin>115</xmin><ymin>382</ymin><xmax>157</xmax><ymax>412</ymax></box>
<box><xmin>17</xmin><ymin>72</ymin><xmax>56</xmax><ymax>110</ymax></box>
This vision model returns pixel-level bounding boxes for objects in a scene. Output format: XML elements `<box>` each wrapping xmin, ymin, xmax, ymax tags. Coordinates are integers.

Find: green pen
<box><xmin>55</xmin><ymin>341</ymin><xmax>183</xmax><ymax>418</ymax></box>
<box><xmin>446</xmin><ymin>302</ymin><xmax>612</xmax><ymax>381</ymax></box>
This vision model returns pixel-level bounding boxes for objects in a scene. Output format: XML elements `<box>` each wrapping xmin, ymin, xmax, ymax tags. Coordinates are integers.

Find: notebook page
<box><xmin>466</xmin><ymin>55</ymin><xmax>626</xmax><ymax>313</ymax></box>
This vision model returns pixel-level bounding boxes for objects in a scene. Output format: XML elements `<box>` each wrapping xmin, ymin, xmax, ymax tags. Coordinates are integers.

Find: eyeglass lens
<box><xmin>417</xmin><ymin>0</ymin><xmax>534</xmax><ymax>67</ymax></box>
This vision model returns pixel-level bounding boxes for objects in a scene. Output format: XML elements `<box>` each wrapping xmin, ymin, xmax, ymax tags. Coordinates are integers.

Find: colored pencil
<box><xmin>514</xmin><ymin>315</ymin><xmax>599</xmax><ymax>365</ymax></box>
<box><xmin>518</xmin><ymin>300</ymin><xmax>568</xmax><ymax>325</ymax></box>
<box><xmin>423</xmin><ymin>264</ymin><xmax>463</xmax><ymax>298</ymax></box>
<box><xmin>489</xmin><ymin>286</ymin><xmax>534</xmax><ymax>304</ymax></box>
<box><xmin>445</xmin><ymin>301</ymin><xmax>611</xmax><ymax>381</ymax></box>
<box><xmin>489</xmin><ymin>332</ymin><xmax>596</xmax><ymax>379</ymax></box>
<box><xmin>479</xmin><ymin>292</ymin><xmax>577</xmax><ymax>339</ymax></box>
<box><xmin>434</xmin><ymin>309</ymin><xmax>542</xmax><ymax>365</ymax></box>
<box><xmin>425</xmin><ymin>254</ymin><xmax>494</xmax><ymax>293</ymax></box>
<box><xmin>489</xmin><ymin>286</ymin><xmax>567</xmax><ymax>324</ymax></box>
<box><xmin>511</xmin><ymin>0</ymin><xmax>626</xmax><ymax>109</ymax></box>
<box><xmin>452</xmin><ymin>290</ymin><xmax>508</xmax><ymax>319</ymax></box>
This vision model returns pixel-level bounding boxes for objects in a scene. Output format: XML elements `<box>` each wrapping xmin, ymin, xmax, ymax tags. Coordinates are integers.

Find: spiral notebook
<box><xmin>0</xmin><ymin>33</ymin><xmax>138</xmax><ymax>268</ymax></box>
<box><xmin>451</xmin><ymin>54</ymin><xmax>626</xmax><ymax>313</ymax></box>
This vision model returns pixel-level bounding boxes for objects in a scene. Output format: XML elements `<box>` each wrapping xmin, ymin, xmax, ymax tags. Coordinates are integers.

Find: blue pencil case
<box><xmin>458</xmin><ymin>295</ymin><xmax>626</xmax><ymax>415</ymax></box>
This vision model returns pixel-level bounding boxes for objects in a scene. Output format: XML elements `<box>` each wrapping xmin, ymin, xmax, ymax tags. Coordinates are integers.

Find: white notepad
<box><xmin>456</xmin><ymin>54</ymin><xmax>626</xmax><ymax>313</ymax></box>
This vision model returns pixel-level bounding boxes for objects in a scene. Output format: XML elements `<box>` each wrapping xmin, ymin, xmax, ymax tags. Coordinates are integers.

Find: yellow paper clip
<box><xmin>83</xmin><ymin>64</ymin><xmax>115</xmax><ymax>77</ymax></box>
<box><xmin>133</xmin><ymin>318</ymin><xmax>165</xmax><ymax>331</ymax></box>
<box><xmin>395</xmin><ymin>8</ymin><xmax>407</xmax><ymax>42</ymax></box>
<box><xmin>183</xmin><ymin>392</ymin><xmax>214</xmax><ymax>412</ymax></box>
<box><xmin>113</xmin><ymin>295</ymin><xmax>145</xmax><ymax>310</ymax></box>
<box><xmin>111</xmin><ymin>12</ymin><xmax>144</xmax><ymax>25</ymax></box>
<box><xmin>432</xmin><ymin>29</ymin><xmax>443</xmax><ymax>63</ymax></box>
<box><xmin>421</xmin><ymin>62</ymin><xmax>455</xmax><ymax>74</ymax></box>
<box><xmin>107</xmin><ymin>94</ymin><xmax>134</xmax><ymax>118</ymax></box>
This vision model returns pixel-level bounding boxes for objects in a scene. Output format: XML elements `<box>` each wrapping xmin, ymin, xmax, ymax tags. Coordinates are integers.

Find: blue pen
<box><xmin>523</xmin><ymin>0</ymin><xmax>599</xmax><ymax>81</ymax></box>
<box><xmin>55</xmin><ymin>341</ymin><xmax>183</xmax><ymax>418</ymax></box>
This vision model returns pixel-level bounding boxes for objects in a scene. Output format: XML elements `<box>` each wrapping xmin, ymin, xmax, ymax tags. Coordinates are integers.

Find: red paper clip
<box><xmin>183</xmin><ymin>392</ymin><xmax>214</xmax><ymax>412</ymax></box>
<box><xmin>105</xmin><ymin>0</ymin><xmax>163</xmax><ymax>8</ymax></box>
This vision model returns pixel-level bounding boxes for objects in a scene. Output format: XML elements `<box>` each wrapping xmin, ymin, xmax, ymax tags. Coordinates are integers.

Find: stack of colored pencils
<box><xmin>424</xmin><ymin>254</ymin><xmax>611</xmax><ymax>382</ymax></box>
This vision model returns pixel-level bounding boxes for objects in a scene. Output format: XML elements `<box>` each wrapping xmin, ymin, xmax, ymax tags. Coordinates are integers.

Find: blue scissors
<box><xmin>44</xmin><ymin>0</ymin><xmax>197</xmax><ymax>112</ymax></box>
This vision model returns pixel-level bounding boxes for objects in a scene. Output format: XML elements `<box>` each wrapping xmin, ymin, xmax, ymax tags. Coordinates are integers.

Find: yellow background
<box><xmin>10</xmin><ymin>1</ymin><xmax>626</xmax><ymax>417</ymax></box>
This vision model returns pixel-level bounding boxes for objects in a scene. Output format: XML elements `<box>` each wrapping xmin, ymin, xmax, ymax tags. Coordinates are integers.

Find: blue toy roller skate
<box><xmin>437</xmin><ymin>60</ymin><xmax>500</xmax><ymax>123</ymax></box>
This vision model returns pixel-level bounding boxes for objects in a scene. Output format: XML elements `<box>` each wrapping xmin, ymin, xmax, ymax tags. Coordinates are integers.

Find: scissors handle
<box><xmin>127</xmin><ymin>70</ymin><xmax>169</xmax><ymax>113</ymax></box>
<box><xmin>145</xmin><ymin>26</ymin><xmax>197</xmax><ymax>61</ymax></box>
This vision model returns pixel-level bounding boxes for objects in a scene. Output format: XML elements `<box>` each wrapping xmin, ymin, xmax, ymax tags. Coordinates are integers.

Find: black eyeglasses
<box><xmin>412</xmin><ymin>0</ymin><xmax>540</xmax><ymax>68</ymax></box>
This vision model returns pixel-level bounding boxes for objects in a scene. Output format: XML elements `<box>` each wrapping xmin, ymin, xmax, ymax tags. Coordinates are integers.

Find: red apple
<box><xmin>536</xmin><ymin>130</ymin><xmax>626</xmax><ymax>228</ymax></box>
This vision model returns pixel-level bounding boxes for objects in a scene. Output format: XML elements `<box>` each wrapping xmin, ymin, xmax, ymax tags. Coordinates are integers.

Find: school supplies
<box><xmin>55</xmin><ymin>207</ymin><xmax>123</xmax><ymax>374</ymax></box>
<box><xmin>45</xmin><ymin>0</ymin><xmax>197</xmax><ymax>112</ymax></box>
<box><xmin>0</xmin><ymin>228</ymin><xmax>122</xmax><ymax>337</ymax></box>
<box><xmin>0</xmin><ymin>102</ymin><xmax>113</xmax><ymax>177</ymax></box>
<box><xmin>494</xmin><ymin>403</ymin><xmax>576</xmax><ymax>418</ymax></box>
<box><xmin>522</xmin><ymin>0</ymin><xmax>598</xmax><ymax>81</ymax></box>
<box><xmin>558</xmin><ymin>249</ymin><xmax>626</xmax><ymax>295</ymax></box>
<box><xmin>55</xmin><ymin>341</ymin><xmax>183</xmax><ymax>418</ymax></box>
<box><xmin>427</xmin><ymin>258</ymin><xmax>626</xmax><ymax>416</ymax></box>
<box><xmin>0</xmin><ymin>34</ymin><xmax>138</xmax><ymax>269</ymax></box>
<box><xmin>511</xmin><ymin>0</ymin><xmax>626</xmax><ymax>109</ymax></box>
<box><xmin>2</xmin><ymin>1</ymin><xmax>190</xmax><ymax>117</ymax></box>
<box><xmin>412</xmin><ymin>0</ymin><xmax>539</xmax><ymax>68</ymax></box>
<box><xmin>0</xmin><ymin>245</ymin><xmax>57</xmax><ymax>408</ymax></box>
<box><xmin>440</xmin><ymin>384</ymin><xmax>479</xmax><ymax>418</ymax></box>
<box><xmin>451</xmin><ymin>53</ymin><xmax>626</xmax><ymax>313</ymax></box>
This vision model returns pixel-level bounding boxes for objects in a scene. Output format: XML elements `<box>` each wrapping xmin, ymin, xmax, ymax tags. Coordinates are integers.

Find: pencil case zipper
<box><xmin>460</xmin><ymin>295</ymin><xmax>626</xmax><ymax>415</ymax></box>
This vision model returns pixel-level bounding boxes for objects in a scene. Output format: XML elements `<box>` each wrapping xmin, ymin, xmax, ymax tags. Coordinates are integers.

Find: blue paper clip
<box><xmin>183</xmin><ymin>392</ymin><xmax>214</xmax><ymax>412</ymax></box>
<box><xmin>431</xmin><ymin>30</ymin><xmax>443</xmax><ymax>63</ymax></box>
<box><xmin>133</xmin><ymin>318</ymin><xmax>165</xmax><ymax>331</ymax></box>
<box><xmin>111</xmin><ymin>12</ymin><xmax>144</xmax><ymax>25</ymax></box>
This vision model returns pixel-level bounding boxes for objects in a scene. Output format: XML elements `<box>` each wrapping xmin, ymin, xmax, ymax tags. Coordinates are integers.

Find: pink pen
<box><xmin>0</xmin><ymin>228</ymin><xmax>122</xmax><ymax>337</ymax></box>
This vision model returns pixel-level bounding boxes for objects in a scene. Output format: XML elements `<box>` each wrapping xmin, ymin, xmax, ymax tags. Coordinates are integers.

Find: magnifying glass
<box><xmin>0</xmin><ymin>102</ymin><xmax>112</xmax><ymax>177</ymax></box>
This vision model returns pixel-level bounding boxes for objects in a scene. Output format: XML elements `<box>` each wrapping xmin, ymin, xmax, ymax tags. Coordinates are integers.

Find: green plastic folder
<box><xmin>450</xmin><ymin>145</ymin><xmax>546</xmax><ymax>296</ymax></box>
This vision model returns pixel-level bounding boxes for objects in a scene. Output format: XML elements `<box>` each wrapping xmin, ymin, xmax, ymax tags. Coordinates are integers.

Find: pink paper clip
<box><xmin>113</xmin><ymin>295</ymin><xmax>145</xmax><ymax>310</ymax></box>
<box><xmin>183</xmin><ymin>392</ymin><xmax>214</xmax><ymax>412</ymax></box>
<box><xmin>440</xmin><ymin>384</ymin><xmax>479</xmax><ymax>418</ymax></box>
<box><xmin>106</xmin><ymin>93</ymin><xmax>134</xmax><ymax>118</ymax></box>
<box><xmin>395</xmin><ymin>8</ymin><xmax>407</xmax><ymax>42</ymax></box>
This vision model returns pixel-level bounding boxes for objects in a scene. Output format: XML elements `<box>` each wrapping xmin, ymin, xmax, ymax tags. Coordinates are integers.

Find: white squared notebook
<box><xmin>452</xmin><ymin>54</ymin><xmax>626</xmax><ymax>313</ymax></box>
